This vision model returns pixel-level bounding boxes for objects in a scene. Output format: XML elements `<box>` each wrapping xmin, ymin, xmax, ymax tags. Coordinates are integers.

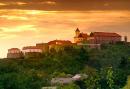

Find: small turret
<box><xmin>75</xmin><ymin>28</ymin><xmax>80</xmax><ymax>37</ymax></box>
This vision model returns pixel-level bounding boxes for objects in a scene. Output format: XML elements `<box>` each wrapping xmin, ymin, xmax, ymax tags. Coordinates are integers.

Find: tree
<box><xmin>57</xmin><ymin>83</ymin><xmax>80</xmax><ymax>89</ymax></box>
<box><xmin>82</xmin><ymin>66</ymin><xmax>101</xmax><ymax>89</ymax></box>
<box><xmin>106</xmin><ymin>67</ymin><xmax>114</xmax><ymax>89</ymax></box>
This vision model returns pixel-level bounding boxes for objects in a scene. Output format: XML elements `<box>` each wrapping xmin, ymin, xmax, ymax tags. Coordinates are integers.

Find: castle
<box><xmin>7</xmin><ymin>28</ymin><xmax>124</xmax><ymax>59</ymax></box>
<box><xmin>74</xmin><ymin>28</ymin><xmax>121</xmax><ymax>44</ymax></box>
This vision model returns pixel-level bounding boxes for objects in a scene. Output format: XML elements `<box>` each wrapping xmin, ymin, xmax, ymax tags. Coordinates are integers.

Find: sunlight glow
<box><xmin>0</xmin><ymin>15</ymin><xmax>28</xmax><ymax>20</ymax></box>
<box><xmin>0</xmin><ymin>25</ymin><xmax>36</xmax><ymax>33</ymax></box>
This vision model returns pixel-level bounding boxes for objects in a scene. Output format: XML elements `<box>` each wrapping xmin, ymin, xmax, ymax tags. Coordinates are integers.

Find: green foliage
<box><xmin>88</xmin><ymin>44</ymin><xmax>130</xmax><ymax>68</ymax></box>
<box><xmin>114</xmin><ymin>69</ymin><xmax>127</xmax><ymax>88</ymax></box>
<box><xmin>123</xmin><ymin>76</ymin><xmax>130</xmax><ymax>89</ymax></box>
<box><xmin>41</xmin><ymin>46</ymin><xmax>89</xmax><ymax>74</ymax></box>
<box><xmin>0</xmin><ymin>72</ymin><xmax>49</xmax><ymax>89</ymax></box>
<box><xmin>57</xmin><ymin>83</ymin><xmax>80</xmax><ymax>89</ymax></box>
<box><xmin>83</xmin><ymin>67</ymin><xmax>101</xmax><ymax>89</ymax></box>
<box><xmin>0</xmin><ymin>44</ymin><xmax>129</xmax><ymax>89</ymax></box>
<box><xmin>100</xmin><ymin>67</ymin><xmax>127</xmax><ymax>89</ymax></box>
<box><xmin>106</xmin><ymin>67</ymin><xmax>114</xmax><ymax>89</ymax></box>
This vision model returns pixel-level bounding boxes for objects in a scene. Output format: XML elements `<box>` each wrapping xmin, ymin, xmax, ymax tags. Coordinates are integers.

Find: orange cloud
<box><xmin>42</xmin><ymin>1</ymin><xmax>56</xmax><ymax>5</ymax></box>
<box><xmin>0</xmin><ymin>25</ymin><xmax>36</xmax><ymax>32</ymax></box>
<box><xmin>16</xmin><ymin>2</ymin><xmax>27</xmax><ymax>5</ymax></box>
<box><xmin>0</xmin><ymin>3</ymin><xmax>7</xmax><ymax>6</ymax></box>
<box><xmin>0</xmin><ymin>15</ymin><xmax>28</xmax><ymax>20</ymax></box>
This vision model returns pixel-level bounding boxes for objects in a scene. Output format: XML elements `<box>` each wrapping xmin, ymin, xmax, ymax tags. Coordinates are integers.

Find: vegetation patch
<box><xmin>0</xmin><ymin>44</ymin><xmax>130</xmax><ymax>89</ymax></box>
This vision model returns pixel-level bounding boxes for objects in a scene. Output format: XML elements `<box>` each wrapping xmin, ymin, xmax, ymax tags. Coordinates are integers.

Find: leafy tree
<box><xmin>82</xmin><ymin>66</ymin><xmax>101</xmax><ymax>89</ymax></box>
<box><xmin>106</xmin><ymin>67</ymin><xmax>114</xmax><ymax>89</ymax></box>
<box><xmin>57</xmin><ymin>83</ymin><xmax>80</xmax><ymax>89</ymax></box>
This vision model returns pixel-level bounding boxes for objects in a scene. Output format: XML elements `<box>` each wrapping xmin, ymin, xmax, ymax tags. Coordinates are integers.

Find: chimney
<box><xmin>124</xmin><ymin>36</ymin><xmax>127</xmax><ymax>42</ymax></box>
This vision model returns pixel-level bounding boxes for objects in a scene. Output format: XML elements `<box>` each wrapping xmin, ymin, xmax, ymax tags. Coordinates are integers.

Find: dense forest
<box><xmin>0</xmin><ymin>43</ymin><xmax>130</xmax><ymax>89</ymax></box>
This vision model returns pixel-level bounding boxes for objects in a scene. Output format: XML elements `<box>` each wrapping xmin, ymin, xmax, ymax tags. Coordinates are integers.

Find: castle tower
<box><xmin>75</xmin><ymin>28</ymin><xmax>80</xmax><ymax>37</ymax></box>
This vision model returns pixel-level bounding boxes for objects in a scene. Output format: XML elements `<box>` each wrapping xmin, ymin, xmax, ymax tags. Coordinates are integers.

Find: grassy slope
<box><xmin>124</xmin><ymin>76</ymin><xmax>130</xmax><ymax>89</ymax></box>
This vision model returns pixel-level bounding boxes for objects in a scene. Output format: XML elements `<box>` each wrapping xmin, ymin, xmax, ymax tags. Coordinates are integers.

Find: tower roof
<box><xmin>75</xmin><ymin>28</ymin><xmax>80</xmax><ymax>32</ymax></box>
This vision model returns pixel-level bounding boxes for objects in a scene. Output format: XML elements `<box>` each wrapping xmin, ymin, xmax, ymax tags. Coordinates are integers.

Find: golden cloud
<box><xmin>41</xmin><ymin>1</ymin><xmax>56</xmax><ymax>5</ymax></box>
<box><xmin>0</xmin><ymin>25</ymin><xmax>36</xmax><ymax>33</ymax></box>
<box><xmin>15</xmin><ymin>2</ymin><xmax>27</xmax><ymax>5</ymax></box>
<box><xmin>0</xmin><ymin>15</ymin><xmax>28</xmax><ymax>20</ymax></box>
<box><xmin>0</xmin><ymin>3</ymin><xmax>7</xmax><ymax>6</ymax></box>
<box><xmin>0</xmin><ymin>2</ymin><xmax>27</xmax><ymax>6</ymax></box>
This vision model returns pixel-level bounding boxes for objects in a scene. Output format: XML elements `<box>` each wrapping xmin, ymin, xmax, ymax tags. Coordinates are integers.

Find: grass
<box><xmin>123</xmin><ymin>76</ymin><xmax>130</xmax><ymax>89</ymax></box>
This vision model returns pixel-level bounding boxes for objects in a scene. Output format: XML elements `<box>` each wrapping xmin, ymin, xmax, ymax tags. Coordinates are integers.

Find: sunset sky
<box><xmin>0</xmin><ymin>0</ymin><xmax>130</xmax><ymax>58</ymax></box>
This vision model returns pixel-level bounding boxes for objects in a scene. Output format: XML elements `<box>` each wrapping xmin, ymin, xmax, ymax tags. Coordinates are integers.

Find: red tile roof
<box><xmin>81</xmin><ymin>33</ymin><xmax>88</xmax><ymax>38</ymax></box>
<box><xmin>78</xmin><ymin>33</ymin><xmax>88</xmax><ymax>38</ymax></box>
<box><xmin>91</xmin><ymin>32</ymin><xmax>121</xmax><ymax>37</ymax></box>
<box><xmin>22</xmin><ymin>46</ymin><xmax>42</xmax><ymax>50</ymax></box>
<box><xmin>8</xmin><ymin>48</ymin><xmax>20</xmax><ymax>51</ymax></box>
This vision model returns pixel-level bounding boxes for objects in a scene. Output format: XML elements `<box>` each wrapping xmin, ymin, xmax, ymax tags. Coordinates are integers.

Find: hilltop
<box><xmin>7</xmin><ymin>28</ymin><xmax>127</xmax><ymax>59</ymax></box>
<box><xmin>0</xmin><ymin>43</ymin><xmax>129</xmax><ymax>89</ymax></box>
